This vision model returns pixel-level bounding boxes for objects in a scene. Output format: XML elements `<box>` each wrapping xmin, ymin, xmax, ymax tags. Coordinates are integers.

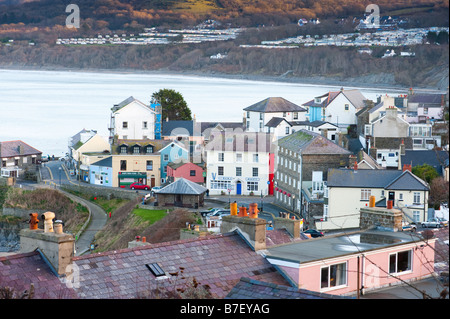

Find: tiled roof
<box><xmin>0</xmin><ymin>251</ymin><xmax>78</xmax><ymax>299</ymax></box>
<box><xmin>265</xmin><ymin>117</ymin><xmax>291</xmax><ymax>128</ymax></box>
<box><xmin>0</xmin><ymin>140</ymin><xmax>42</xmax><ymax>158</ymax></box>
<box><xmin>266</xmin><ymin>229</ymin><xmax>305</xmax><ymax>247</ymax></box>
<box><xmin>408</xmin><ymin>93</ymin><xmax>444</xmax><ymax>107</ymax></box>
<box><xmin>225</xmin><ymin>277</ymin><xmax>352</xmax><ymax>299</ymax></box>
<box><xmin>111</xmin><ymin>96</ymin><xmax>150</xmax><ymax>112</ymax></box>
<box><xmin>71</xmin><ymin>233</ymin><xmax>289</xmax><ymax>299</ymax></box>
<box><xmin>244</xmin><ymin>97</ymin><xmax>306</xmax><ymax>113</ymax></box>
<box><xmin>401</xmin><ymin>150</ymin><xmax>449</xmax><ymax>175</ymax></box>
<box><xmin>302</xmin><ymin>89</ymin><xmax>367</xmax><ymax>110</ymax></box>
<box><xmin>162</xmin><ymin>120</ymin><xmax>194</xmax><ymax>136</ymax></box>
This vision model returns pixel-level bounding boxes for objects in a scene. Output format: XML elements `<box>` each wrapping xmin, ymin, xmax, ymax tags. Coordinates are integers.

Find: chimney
<box><xmin>353</xmin><ymin>161</ymin><xmax>358</xmax><ymax>170</ymax></box>
<box><xmin>273</xmin><ymin>216</ymin><xmax>301</xmax><ymax>239</ymax></box>
<box><xmin>221</xmin><ymin>215</ymin><xmax>267</xmax><ymax>251</ymax></box>
<box><xmin>128</xmin><ymin>235</ymin><xmax>150</xmax><ymax>248</ymax></box>
<box><xmin>400</xmin><ymin>139</ymin><xmax>405</xmax><ymax>156</ymax></box>
<box><xmin>359</xmin><ymin>206</ymin><xmax>403</xmax><ymax>231</ymax></box>
<box><xmin>385</xmin><ymin>106</ymin><xmax>397</xmax><ymax>118</ymax></box>
<box><xmin>403</xmin><ymin>164</ymin><xmax>412</xmax><ymax>172</ymax></box>
<box><xmin>20</xmin><ymin>212</ymin><xmax>74</xmax><ymax>277</ymax></box>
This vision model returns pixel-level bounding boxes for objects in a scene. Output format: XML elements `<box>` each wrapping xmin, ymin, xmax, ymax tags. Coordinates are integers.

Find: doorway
<box><xmin>236</xmin><ymin>181</ymin><xmax>242</xmax><ymax>195</ymax></box>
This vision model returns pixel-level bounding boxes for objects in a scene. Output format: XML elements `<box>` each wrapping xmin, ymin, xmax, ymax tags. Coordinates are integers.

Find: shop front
<box><xmin>118</xmin><ymin>172</ymin><xmax>148</xmax><ymax>188</ymax></box>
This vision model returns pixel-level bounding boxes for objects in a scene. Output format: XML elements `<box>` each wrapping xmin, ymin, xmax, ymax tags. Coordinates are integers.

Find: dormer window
<box><xmin>315</xmin><ymin>97</ymin><xmax>321</xmax><ymax>103</ymax></box>
<box><xmin>120</xmin><ymin>145</ymin><xmax>128</xmax><ymax>154</ymax></box>
<box><xmin>133</xmin><ymin>145</ymin><xmax>141</xmax><ymax>154</ymax></box>
<box><xmin>145</xmin><ymin>145</ymin><xmax>154</xmax><ymax>154</ymax></box>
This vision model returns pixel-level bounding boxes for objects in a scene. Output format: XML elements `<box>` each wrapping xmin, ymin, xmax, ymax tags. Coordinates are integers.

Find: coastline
<box><xmin>1</xmin><ymin>64</ymin><xmax>446</xmax><ymax>93</ymax></box>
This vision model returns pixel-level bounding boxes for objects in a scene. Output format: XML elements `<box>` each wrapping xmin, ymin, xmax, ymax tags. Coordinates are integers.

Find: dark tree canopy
<box><xmin>151</xmin><ymin>89</ymin><xmax>192</xmax><ymax>121</ymax></box>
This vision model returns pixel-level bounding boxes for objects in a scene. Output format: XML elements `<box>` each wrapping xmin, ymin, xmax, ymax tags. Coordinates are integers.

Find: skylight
<box><xmin>146</xmin><ymin>263</ymin><xmax>166</xmax><ymax>277</ymax></box>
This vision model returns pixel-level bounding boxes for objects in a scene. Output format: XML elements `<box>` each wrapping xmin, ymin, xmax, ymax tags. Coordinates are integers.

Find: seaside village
<box><xmin>0</xmin><ymin>87</ymin><xmax>449</xmax><ymax>300</ymax></box>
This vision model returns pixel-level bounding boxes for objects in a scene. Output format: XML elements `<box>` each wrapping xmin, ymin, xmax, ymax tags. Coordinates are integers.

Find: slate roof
<box><xmin>408</xmin><ymin>93</ymin><xmax>444</xmax><ymax>108</ymax></box>
<box><xmin>327</xmin><ymin>168</ymin><xmax>429</xmax><ymax>190</ymax></box>
<box><xmin>111</xmin><ymin>96</ymin><xmax>150</xmax><ymax>112</ymax></box>
<box><xmin>225</xmin><ymin>277</ymin><xmax>351</xmax><ymax>299</ymax></box>
<box><xmin>72</xmin><ymin>232</ymin><xmax>288</xmax><ymax>299</ymax></box>
<box><xmin>0</xmin><ymin>140</ymin><xmax>42</xmax><ymax>158</ymax></box>
<box><xmin>162</xmin><ymin>120</ymin><xmax>194</xmax><ymax>136</ymax></box>
<box><xmin>302</xmin><ymin>89</ymin><xmax>367</xmax><ymax>110</ymax></box>
<box><xmin>0</xmin><ymin>251</ymin><xmax>78</xmax><ymax>299</ymax></box>
<box><xmin>401</xmin><ymin>150</ymin><xmax>449</xmax><ymax>176</ymax></box>
<box><xmin>243</xmin><ymin>97</ymin><xmax>306</xmax><ymax>113</ymax></box>
<box><xmin>277</xmin><ymin>130</ymin><xmax>351</xmax><ymax>155</ymax></box>
<box><xmin>205</xmin><ymin>131</ymin><xmax>273</xmax><ymax>153</ymax></box>
<box><xmin>112</xmin><ymin>139</ymin><xmax>170</xmax><ymax>155</ymax></box>
<box><xmin>265</xmin><ymin>117</ymin><xmax>291</xmax><ymax>128</ymax></box>
<box><xmin>157</xmin><ymin>177</ymin><xmax>207</xmax><ymax>195</ymax></box>
<box><xmin>91</xmin><ymin>156</ymin><xmax>112</xmax><ymax>168</ymax></box>
<box><xmin>265</xmin><ymin>229</ymin><xmax>305</xmax><ymax>247</ymax></box>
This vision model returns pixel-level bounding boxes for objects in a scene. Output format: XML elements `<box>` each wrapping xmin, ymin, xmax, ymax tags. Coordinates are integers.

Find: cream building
<box><xmin>323</xmin><ymin>168</ymin><xmax>429</xmax><ymax>231</ymax></box>
<box><xmin>111</xmin><ymin>154</ymin><xmax>161</xmax><ymax>188</ymax></box>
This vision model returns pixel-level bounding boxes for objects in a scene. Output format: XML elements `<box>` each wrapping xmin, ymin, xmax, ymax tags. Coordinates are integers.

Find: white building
<box><xmin>205</xmin><ymin>130</ymin><xmax>273</xmax><ymax>196</ymax></box>
<box><xmin>109</xmin><ymin>96</ymin><xmax>158</xmax><ymax>142</ymax></box>
<box><xmin>243</xmin><ymin>97</ymin><xmax>307</xmax><ymax>133</ymax></box>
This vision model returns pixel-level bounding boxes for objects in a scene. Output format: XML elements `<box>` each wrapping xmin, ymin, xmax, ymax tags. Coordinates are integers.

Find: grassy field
<box><xmin>132</xmin><ymin>208</ymin><xmax>168</xmax><ymax>224</ymax></box>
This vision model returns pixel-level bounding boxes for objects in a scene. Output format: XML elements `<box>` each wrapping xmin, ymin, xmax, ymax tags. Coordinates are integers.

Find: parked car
<box><xmin>151</xmin><ymin>186</ymin><xmax>162</xmax><ymax>194</ymax></box>
<box><xmin>421</xmin><ymin>219</ymin><xmax>442</xmax><ymax>228</ymax></box>
<box><xmin>41</xmin><ymin>155</ymin><xmax>49</xmax><ymax>162</ymax></box>
<box><xmin>130</xmin><ymin>182</ymin><xmax>150</xmax><ymax>190</ymax></box>
<box><xmin>208</xmin><ymin>210</ymin><xmax>231</xmax><ymax>219</ymax></box>
<box><xmin>402</xmin><ymin>222</ymin><xmax>417</xmax><ymax>232</ymax></box>
<box><xmin>436</xmin><ymin>217</ymin><xmax>448</xmax><ymax>227</ymax></box>
<box><xmin>200</xmin><ymin>208</ymin><xmax>222</xmax><ymax>217</ymax></box>
<box><xmin>303</xmin><ymin>229</ymin><xmax>324</xmax><ymax>238</ymax></box>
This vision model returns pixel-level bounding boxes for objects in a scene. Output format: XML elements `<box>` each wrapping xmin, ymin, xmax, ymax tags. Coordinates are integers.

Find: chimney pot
<box><xmin>41</xmin><ymin>212</ymin><xmax>55</xmax><ymax>233</ymax></box>
<box><xmin>29</xmin><ymin>213</ymin><xmax>39</xmax><ymax>230</ymax></box>
<box><xmin>135</xmin><ymin>236</ymin><xmax>141</xmax><ymax>242</ymax></box>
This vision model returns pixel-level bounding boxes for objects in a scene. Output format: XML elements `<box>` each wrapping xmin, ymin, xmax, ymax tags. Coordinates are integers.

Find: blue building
<box><xmin>149</xmin><ymin>102</ymin><xmax>162</xmax><ymax>140</ymax></box>
<box><xmin>159</xmin><ymin>141</ymin><xmax>189</xmax><ymax>184</ymax></box>
<box><xmin>89</xmin><ymin>157</ymin><xmax>113</xmax><ymax>187</ymax></box>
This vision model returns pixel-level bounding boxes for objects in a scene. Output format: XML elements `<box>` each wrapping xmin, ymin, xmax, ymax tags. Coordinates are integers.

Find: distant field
<box><xmin>383</xmin><ymin>5</ymin><xmax>435</xmax><ymax>16</ymax></box>
<box><xmin>172</xmin><ymin>0</ymin><xmax>221</xmax><ymax>13</ymax></box>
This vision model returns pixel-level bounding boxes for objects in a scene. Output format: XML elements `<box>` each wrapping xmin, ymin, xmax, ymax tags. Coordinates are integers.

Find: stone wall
<box><xmin>360</xmin><ymin>207</ymin><xmax>403</xmax><ymax>231</ymax></box>
<box><xmin>220</xmin><ymin>215</ymin><xmax>266</xmax><ymax>251</ymax></box>
<box><xmin>61</xmin><ymin>184</ymin><xmax>140</xmax><ymax>201</ymax></box>
<box><xmin>2</xmin><ymin>207</ymin><xmax>46</xmax><ymax>219</ymax></box>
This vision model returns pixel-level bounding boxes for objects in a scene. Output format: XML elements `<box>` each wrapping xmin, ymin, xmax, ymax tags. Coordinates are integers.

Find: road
<box><xmin>37</xmin><ymin>160</ymin><xmax>108</xmax><ymax>255</ymax></box>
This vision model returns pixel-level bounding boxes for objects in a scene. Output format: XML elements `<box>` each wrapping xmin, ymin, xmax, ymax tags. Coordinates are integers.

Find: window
<box><xmin>146</xmin><ymin>160</ymin><xmax>153</xmax><ymax>171</ymax></box>
<box><xmin>236</xmin><ymin>153</ymin><xmax>242</xmax><ymax>162</ymax></box>
<box><xmin>252</xmin><ymin>167</ymin><xmax>258</xmax><ymax>177</ymax></box>
<box><xmin>247</xmin><ymin>111</ymin><xmax>250</xmax><ymax>118</ymax></box>
<box><xmin>389</xmin><ymin>250</ymin><xmax>412</xmax><ymax>274</ymax></box>
<box><xmin>218</xmin><ymin>166</ymin><xmax>224</xmax><ymax>176</ymax></box>
<box><xmin>413</xmin><ymin>192</ymin><xmax>421</xmax><ymax>204</ymax></box>
<box><xmin>120</xmin><ymin>146</ymin><xmax>127</xmax><ymax>154</ymax></box>
<box><xmin>146</xmin><ymin>263</ymin><xmax>165</xmax><ymax>277</ymax></box>
<box><xmin>361</xmin><ymin>189</ymin><xmax>371</xmax><ymax>201</ymax></box>
<box><xmin>253</xmin><ymin>154</ymin><xmax>259</xmax><ymax>163</ymax></box>
<box><xmin>146</xmin><ymin>145</ymin><xmax>154</xmax><ymax>154</ymax></box>
<box><xmin>218</xmin><ymin>153</ymin><xmax>224</xmax><ymax>162</ymax></box>
<box><xmin>133</xmin><ymin>146</ymin><xmax>140</xmax><ymax>154</ymax></box>
<box><xmin>399</xmin><ymin>193</ymin><xmax>403</xmax><ymax>201</ymax></box>
<box><xmin>247</xmin><ymin>181</ymin><xmax>258</xmax><ymax>192</ymax></box>
<box><xmin>143</xmin><ymin>121</ymin><xmax>148</xmax><ymax>129</ymax></box>
<box><xmin>122</xmin><ymin>135</ymin><xmax>128</xmax><ymax>140</ymax></box>
<box><xmin>163</xmin><ymin>154</ymin><xmax>169</xmax><ymax>161</ymax></box>
<box><xmin>412</xmin><ymin>210</ymin><xmax>420</xmax><ymax>223</ymax></box>
<box><xmin>260</xmin><ymin>113</ymin><xmax>264</xmax><ymax>120</ymax></box>
<box><xmin>283</xmin><ymin>112</ymin><xmax>286</xmax><ymax>117</ymax></box>
<box><xmin>210</xmin><ymin>180</ymin><xmax>231</xmax><ymax>190</ymax></box>
<box><xmin>190</xmin><ymin>170</ymin><xmax>196</xmax><ymax>176</ymax></box>
<box><xmin>2</xmin><ymin>160</ymin><xmax>5</xmax><ymax>167</ymax></box>
<box><xmin>344</xmin><ymin>104</ymin><xmax>349</xmax><ymax>110</ymax></box>
<box><xmin>120</xmin><ymin>160</ymin><xmax>127</xmax><ymax>171</ymax></box>
<box><xmin>423</xmin><ymin>108</ymin><xmax>428</xmax><ymax>115</ymax></box>
<box><xmin>286</xmin><ymin>127</ymin><xmax>290</xmax><ymax>135</ymax></box>
<box><xmin>293</xmin><ymin>112</ymin><xmax>298</xmax><ymax>120</ymax></box>
<box><xmin>321</xmin><ymin>263</ymin><xmax>347</xmax><ymax>289</ymax></box>
<box><xmin>236</xmin><ymin>167</ymin><xmax>242</xmax><ymax>176</ymax></box>
<box><xmin>123</xmin><ymin>121</ymin><xmax>128</xmax><ymax>129</ymax></box>
<box><xmin>14</xmin><ymin>159</ymin><xmax>19</xmax><ymax>166</ymax></box>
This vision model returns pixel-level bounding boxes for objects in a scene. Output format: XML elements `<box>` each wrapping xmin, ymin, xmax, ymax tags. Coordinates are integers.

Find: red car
<box><xmin>130</xmin><ymin>182</ymin><xmax>150</xmax><ymax>190</ymax></box>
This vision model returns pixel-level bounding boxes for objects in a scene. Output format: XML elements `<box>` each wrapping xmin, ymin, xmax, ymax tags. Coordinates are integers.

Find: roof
<box><xmin>408</xmin><ymin>93</ymin><xmax>444</xmax><ymax>107</ymax></box>
<box><xmin>0</xmin><ymin>251</ymin><xmax>78</xmax><ymax>299</ymax></box>
<box><xmin>205</xmin><ymin>131</ymin><xmax>273</xmax><ymax>153</ymax></box>
<box><xmin>157</xmin><ymin>177</ymin><xmax>207</xmax><ymax>195</ymax></box>
<box><xmin>401</xmin><ymin>150</ymin><xmax>449</xmax><ymax>175</ymax></box>
<box><xmin>243</xmin><ymin>97</ymin><xmax>306</xmax><ymax>113</ymax></box>
<box><xmin>167</xmin><ymin>160</ymin><xmax>203</xmax><ymax>170</ymax></box>
<box><xmin>91</xmin><ymin>156</ymin><xmax>112</xmax><ymax>168</ymax></box>
<box><xmin>265</xmin><ymin>117</ymin><xmax>291</xmax><ymax>128</ymax></box>
<box><xmin>162</xmin><ymin>120</ymin><xmax>194</xmax><ymax>136</ymax></box>
<box><xmin>112</xmin><ymin>139</ymin><xmax>170</xmax><ymax>155</ymax></box>
<box><xmin>302</xmin><ymin>89</ymin><xmax>367</xmax><ymax>110</ymax></box>
<box><xmin>277</xmin><ymin>130</ymin><xmax>351</xmax><ymax>155</ymax></box>
<box><xmin>327</xmin><ymin>168</ymin><xmax>429</xmax><ymax>190</ymax></box>
<box><xmin>225</xmin><ymin>277</ymin><xmax>351</xmax><ymax>299</ymax></box>
<box><xmin>265</xmin><ymin>229</ymin><xmax>424</xmax><ymax>264</ymax></box>
<box><xmin>111</xmin><ymin>96</ymin><xmax>150</xmax><ymax>112</ymax></box>
<box><xmin>0</xmin><ymin>140</ymin><xmax>42</xmax><ymax>158</ymax></box>
<box><xmin>73</xmin><ymin>233</ymin><xmax>288</xmax><ymax>298</ymax></box>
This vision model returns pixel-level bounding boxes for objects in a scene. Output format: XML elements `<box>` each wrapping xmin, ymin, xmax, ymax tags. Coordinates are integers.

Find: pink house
<box><xmin>265</xmin><ymin>230</ymin><xmax>436</xmax><ymax>296</ymax></box>
<box><xmin>166</xmin><ymin>161</ymin><xmax>205</xmax><ymax>184</ymax></box>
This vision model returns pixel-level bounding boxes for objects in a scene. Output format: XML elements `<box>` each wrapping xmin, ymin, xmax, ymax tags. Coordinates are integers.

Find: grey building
<box><xmin>273</xmin><ymin>130</ymin><xmax>351</xmax><ymax>227</ymax></box>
